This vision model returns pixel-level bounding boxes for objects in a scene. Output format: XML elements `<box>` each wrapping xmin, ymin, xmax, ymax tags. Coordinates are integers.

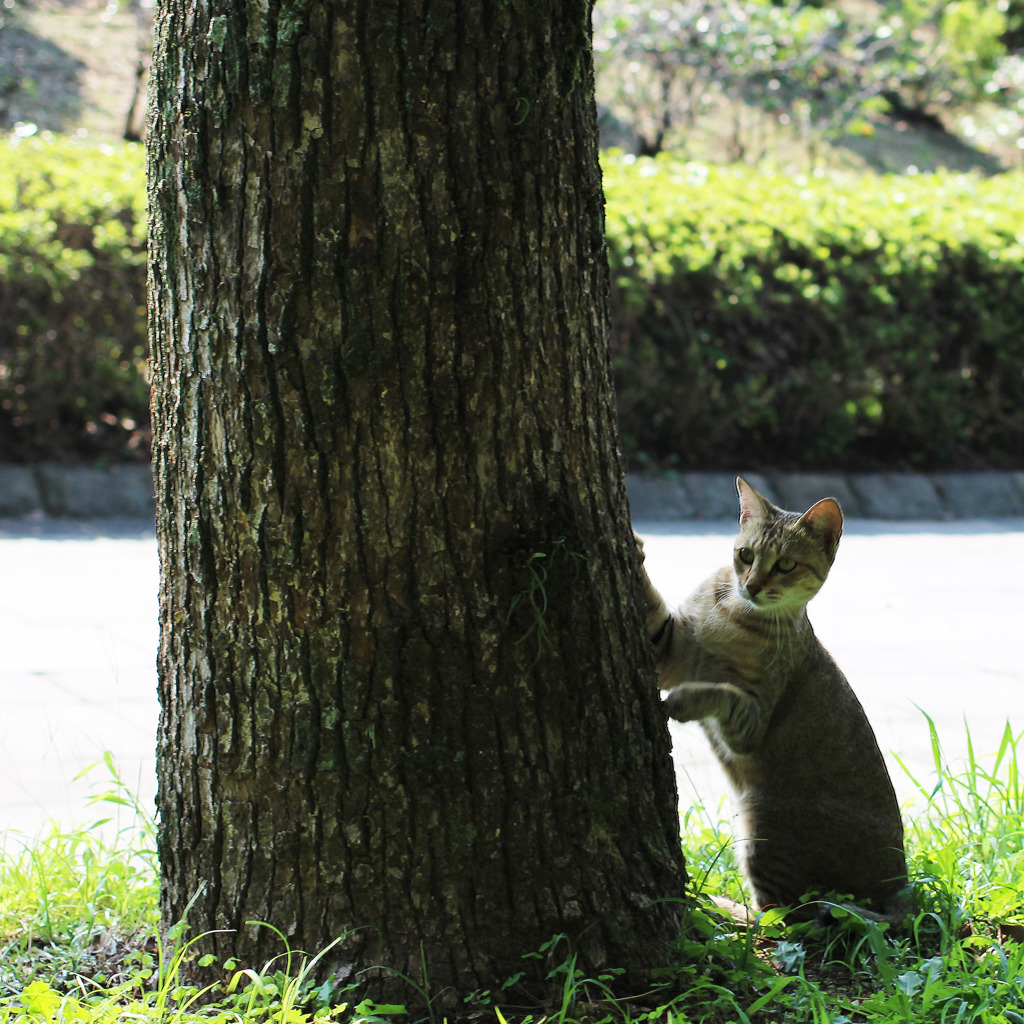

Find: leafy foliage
<box><xmin>892</xmin><ymin>0</ymin><xmax>1009</xmax><ymax>113</ymax></box>
<box><xmin>0</xmin><ymin>133</ymin><xmax>148</xmax><ymax>464</ymax></box>
<box><xmin>604</xmin><ymin>152</ymin><xmax>1024</xmax><ymax>470</ymax></box>
<box><xmin>4</xmin><ymin>137</ymin><xmax>1024</xmax><ymax>471</ymax></box>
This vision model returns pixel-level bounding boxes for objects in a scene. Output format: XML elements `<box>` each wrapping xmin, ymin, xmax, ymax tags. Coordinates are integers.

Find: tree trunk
<box><xmin>147</xmin><ymin>0</ymin><xmax>685</xmax><ymax>1007</ymax></box>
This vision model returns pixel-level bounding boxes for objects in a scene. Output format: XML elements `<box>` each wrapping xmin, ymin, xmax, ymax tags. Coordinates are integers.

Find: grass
<box><xmin>0</xmin><ymin>753</ymin><xmax>158</xmax><ymax>1002</ymax></box>
<box><xmin>1</xmin><ymin>723</ymin><xmax>1022</xmax><ymax>1023</ymax></box>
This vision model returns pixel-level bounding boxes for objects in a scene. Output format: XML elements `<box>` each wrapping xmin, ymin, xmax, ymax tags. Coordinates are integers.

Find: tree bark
<box><xmin>148</xmin><ymin>0</ymin><xmax>685</xmax><ymax>1007</ymax></box>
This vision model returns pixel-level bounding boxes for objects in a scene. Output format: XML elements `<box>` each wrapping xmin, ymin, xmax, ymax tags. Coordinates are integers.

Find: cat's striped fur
<box><xmin>638</xmin><ymin>477</ymin><xmax>909</xmax><ymax>925</ymax></box>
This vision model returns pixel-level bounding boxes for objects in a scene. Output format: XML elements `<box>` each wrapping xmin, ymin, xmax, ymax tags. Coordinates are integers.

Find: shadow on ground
<box><xmin>1</xmin><ymin>20</ymin><xmax>85</xmax><ymax>131</ymax></box>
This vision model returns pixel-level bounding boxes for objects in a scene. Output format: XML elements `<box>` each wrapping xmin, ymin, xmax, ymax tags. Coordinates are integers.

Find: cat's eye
<box><xmin>776</xmin><ymin>557</ymin><xmax>797</xmax><ymax>573</ymax></box>
<box><xmin>737</xmin><ymin>547</ymin><xmax>755</xmax><ymax>565</ymax></box>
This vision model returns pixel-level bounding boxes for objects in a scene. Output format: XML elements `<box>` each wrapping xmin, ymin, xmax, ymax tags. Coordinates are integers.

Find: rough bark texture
<box><xmin>148</xmin><ymin>0</ymin><xmax>685</xmax><ymax>1006</ymax></box>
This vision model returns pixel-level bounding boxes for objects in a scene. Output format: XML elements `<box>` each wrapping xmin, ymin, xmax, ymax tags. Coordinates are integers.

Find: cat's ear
<box><xmin>799</xmin><ymin>497</ymin><xmax>844</xmax><ymax>554</ymax></box>
<box><xmin>736</xmin><ymin>476</ymin><xmax>772</xmax><ymax>524</ymax></box>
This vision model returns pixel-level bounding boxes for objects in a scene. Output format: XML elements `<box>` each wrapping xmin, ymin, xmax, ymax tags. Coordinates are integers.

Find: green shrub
<box><xmin>0</xmin><ymin>134</ymin><xmax>148</xmax><ymax>463</ymax></box>
<box><xmin>604</xmin><ymin>153</ymin><xmax>1024</xmax><ymax>469</ymax></box>
<box><xmin>3</xmin><ymin>137</ymin><xmax>1024</xmax><ymax>471</ymax></box>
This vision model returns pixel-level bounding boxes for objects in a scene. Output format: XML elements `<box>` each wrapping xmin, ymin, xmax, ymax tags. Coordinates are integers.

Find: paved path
<box><xmin>1</xmin><ymin>517</ymin><xmax>1021</xmax><ymax>841</ymax></box>
<box><xmin>0</xmin><ymin>519</ymin><xmax>158</xmax><ymax>839</ymax></box>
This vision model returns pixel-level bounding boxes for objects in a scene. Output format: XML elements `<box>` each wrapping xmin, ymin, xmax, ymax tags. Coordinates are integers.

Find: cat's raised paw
<box><xmin>663</xmin><ymin>684</ymin><xmax>699</xmax><ymax>723</ymax></box>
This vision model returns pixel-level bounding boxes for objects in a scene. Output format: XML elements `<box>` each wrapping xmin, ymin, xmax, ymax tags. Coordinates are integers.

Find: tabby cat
<box><xmin>637</xmin><ymin>477</ymin><xmax>908</xmax><ymax>924</ymax></box>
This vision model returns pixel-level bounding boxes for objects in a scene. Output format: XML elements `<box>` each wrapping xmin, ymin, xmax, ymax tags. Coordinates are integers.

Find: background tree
<box><xmin>593</xmin><ymin>0</ymin><xmax>892</xmax><ymax>162</ymax></box>
<box><xmin>147</xmin><ymin>0</ymin><xmax>686</xmax><ymax>1009</ymax></box>
<box><xmin>593</xmin><ymin>0</ymin><xmax>1012</xmax><ymax>166</ymax></box>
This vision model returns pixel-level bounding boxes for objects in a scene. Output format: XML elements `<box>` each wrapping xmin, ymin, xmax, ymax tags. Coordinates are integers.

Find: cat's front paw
<box><xmin>663</xmin><ymin>684</ymin><xmax>700</xmax><ymax>723</ymax></box>
<box><xmin>633</xmin><ymin>532</ymin><xmax>646</xmax><ymax>561</ymax></box>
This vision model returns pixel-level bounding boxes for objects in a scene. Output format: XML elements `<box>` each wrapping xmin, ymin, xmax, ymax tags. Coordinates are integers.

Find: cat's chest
<box><xmin>695</xmin><ymin>602</ymin><xmax>794</xmax><ymax>682</ymax></box>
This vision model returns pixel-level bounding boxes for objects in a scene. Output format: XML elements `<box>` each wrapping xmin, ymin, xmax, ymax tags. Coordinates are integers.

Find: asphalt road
<box><xmin>1</xmin><ymin>517</ymin><xmax>1021</xmax><ymax>840</ymax></box>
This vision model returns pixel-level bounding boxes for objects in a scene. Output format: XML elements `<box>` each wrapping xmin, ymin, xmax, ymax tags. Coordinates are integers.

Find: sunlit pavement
<box><xmin>1</xmin><ymin>517</ymin><xmax>1021</xmax><ymax>841</ymax></box>
<box><xmin>0</xmin><ymin>519</ymin><xmax>158</xmax><ymax>841</ymax></box>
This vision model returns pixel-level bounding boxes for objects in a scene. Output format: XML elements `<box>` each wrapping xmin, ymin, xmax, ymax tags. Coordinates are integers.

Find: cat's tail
<box><xmin>708</xmin><ymin>894</ymin><xmax>759</xmax><ymax>927</ymax></box>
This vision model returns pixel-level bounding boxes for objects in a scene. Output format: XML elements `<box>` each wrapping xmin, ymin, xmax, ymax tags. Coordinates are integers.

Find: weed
<box><xmin>0</xmin><ymin>753</ymin><xmax>158</xmax><ymax>1000</ymax></box>
<box><xmin>1</xmin><ymin>722</ymin><xmax>1022</xmax><ymax>1022</ymax></box>
<box><xmin>506</xmin><ymin>538</ymin><xmax>586</xmax><ymax>666</ymax></box>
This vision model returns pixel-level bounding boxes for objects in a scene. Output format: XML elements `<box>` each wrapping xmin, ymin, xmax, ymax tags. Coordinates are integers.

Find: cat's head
<box><xmin>731</xmin><ymin>477</ymin><xmax>843</xmax><ymax>618</ymax></box>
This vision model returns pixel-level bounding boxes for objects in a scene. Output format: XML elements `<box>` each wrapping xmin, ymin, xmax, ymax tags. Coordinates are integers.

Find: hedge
<box><xmin>604</xmin><ymin>153</ymin><xmax>1024</xmax><ymax>470</ymax></box>
<box><xmin>0</xmin><ymin>136</ymin><xmax>148</xmax><ymax>463</ymax></box>
<box><xmin>3</xmin><ymin>138</ymin><xmax>1023</xmax><ymax>469</ymax></box>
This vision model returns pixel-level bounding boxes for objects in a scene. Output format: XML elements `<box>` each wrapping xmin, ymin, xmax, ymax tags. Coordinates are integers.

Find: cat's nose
<box><xmin>746</xmin><ymin>582</ymin><xmax>762</xmax><ymax>596</ymax></box>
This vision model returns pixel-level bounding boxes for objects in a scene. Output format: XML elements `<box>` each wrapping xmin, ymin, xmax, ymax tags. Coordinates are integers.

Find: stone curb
<box><xmin>0</xmin><ymin>464</ymin><xmax>155</xmax><ymax>519</ymax></box>
<box><xmin>628</xmin><ymin>470</ymin><xmax>1024</xmax><ymax>521</ymax></box>
<box><xmin>2</xmin><ymin>464</ymin><xmax>1024</xmax><ymax>521</ymax></box>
